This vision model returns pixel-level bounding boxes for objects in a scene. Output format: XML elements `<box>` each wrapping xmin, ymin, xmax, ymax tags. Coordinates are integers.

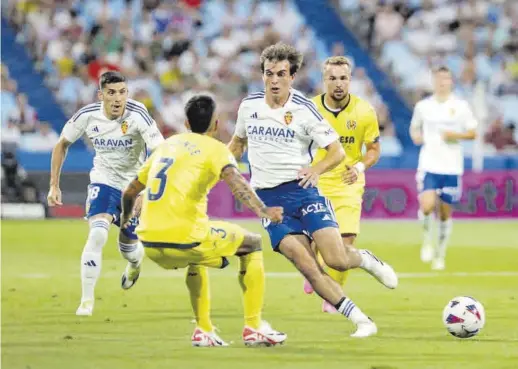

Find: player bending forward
<box><xmin>228</xmin><ymin>43</ymin><xmax>398</xmax><ymax>338</ymax></box>
<box><xmin>302</xmin><ymin>56</ymin><xmax>382</xmax><ymax>314</ymax></box>
<box><xmin>410</xmin><ymin>66</ymin><xmax>477</xmax><ymax>270</ymax></box>
<box><xmin>47</xmin><ymin>71</ymin><xmax>164</xmax><ymax>316</ymax></box>
<box><xmin>120</xmin><ymin>95</ymin><xmax>287</xmax><ymax>347</ymax></box>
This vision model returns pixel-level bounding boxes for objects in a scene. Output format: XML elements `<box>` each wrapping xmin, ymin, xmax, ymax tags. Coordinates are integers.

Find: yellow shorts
<box><xmin>324</xmin><ymin>181</ymin><xmax>365</xmax><ymax>235</ymax></box>
<box><xmin>142</xmin><ymin>221</ymin><xmax>246</xmax><ymax>270</ymax></box>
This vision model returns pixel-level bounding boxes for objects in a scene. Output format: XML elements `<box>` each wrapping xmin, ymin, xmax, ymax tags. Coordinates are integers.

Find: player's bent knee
<box><xmin>85</xmin><ymin>219</ymin><xmax>110</xmax><ymax>252</ymax></box>
<box><xmin>325</xmin><ymin>260</ymin><xmax>349</xmax><ymax>273</ymax></box>
<box><xmin>420</xmin><ymin>192</ymin><xmax>436</xmax><ymax>214</ymax></box>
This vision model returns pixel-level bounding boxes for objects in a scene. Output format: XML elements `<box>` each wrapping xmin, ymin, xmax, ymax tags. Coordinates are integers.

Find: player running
<box><xmin>47</xmin><ymin>71</ymin><xmax>164</xmax><ymax>316</ymax></box>
<box><xmin>228</xmin><ymin>43</ymin><xmax>398</xmax><ymax>338</ymax></box>
<box><xmin>120</xmin><ymin>95</ymin><xmax>287</xmax><ymax>347</ymax></box>
<box><xmin>302</xmin><ymin>56</ymin><xmax>382</xmax><ymax>314</ymax></box>
<box><xmin>410</xmin><ymin>66</ymin><xmax>477</xmax><ymax>270</ymax></box>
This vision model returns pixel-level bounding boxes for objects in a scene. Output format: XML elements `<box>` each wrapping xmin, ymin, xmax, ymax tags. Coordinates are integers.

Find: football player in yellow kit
<box><xmin>120</xmin><ymin>95</ymin><xmax>287</xmax><ymax>347</ymax></box>
<box><xmin>304</xmin><ymin>56</ymin><xmax>382</xmax><ymax>313</ymax></box>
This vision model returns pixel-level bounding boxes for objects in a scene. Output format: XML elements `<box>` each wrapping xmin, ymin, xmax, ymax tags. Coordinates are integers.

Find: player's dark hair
<box><xmin>260</xmin><ymin>42</ymin><xmax>303</xmax><ymax>76</ymax></box>
<box><xmin>99</xmin><ymin>71</ymin><xmax>126</xmax><ymax>89</ymax></box>
<box><xmin>185</xmin><ymin>95</ymin><xmax>216</xmax><ymax>134</ymax></box>
<box><xmin>433</xmin><ymin>65</ymin><xmax>451</xmax><ymax>74</ymax></box>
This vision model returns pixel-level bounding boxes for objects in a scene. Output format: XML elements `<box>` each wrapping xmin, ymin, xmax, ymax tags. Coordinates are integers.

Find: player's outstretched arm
<box><xmin>298</xmin><ymin>141</ymin><xmax>345</xmax><ymax>189</ymax></box>
<box><xmin>121</xmin><ymin>179</ymin><xmax>146</xmax><ymax>228</ymax></box>
<box><xmin>47</xmin><ymin>137</ymin><xmax>73</xmax><ymax>206</ymax></box>
<box><xmin>228</xmin><ymin>135</ymin><xmax>248</xmax><ymax>161</ymax></box>
<box><xmin>220</xmin><ymin>165</ymin><xmax>283</xmax><ymax>223</ymax></box>
<box><xmin>313</xmin><ymin>140</ymin><xmax>345</xmax><ymax>174</ymax></box>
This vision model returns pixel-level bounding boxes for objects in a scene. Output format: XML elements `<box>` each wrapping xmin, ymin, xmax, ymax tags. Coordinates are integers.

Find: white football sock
<box><xmin>336</xmin><ymin>297</ymin><xmax>370</xmax><ymax>324</ymax></box>
<box><xmin>81</xmin><ymin>219</ymin><xmax>109</xmax><ymax>303</ymax></box>
<box><xmin>119</xmin><ymin>241</ymin><xmax>144</xmax><ymax>267</ymax></box>
<box><xmin>437</xmin><ymin>218</ymin><xmax>453</xmax><ymax>260</ymax></box>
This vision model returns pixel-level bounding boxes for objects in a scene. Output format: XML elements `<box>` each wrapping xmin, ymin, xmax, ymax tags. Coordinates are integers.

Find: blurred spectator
<box><xmin>484</xmin><ymin>119</ymin><xmax>518</xmax><ymax>152</ymax></box>
<box><xmin>20</xmin><ymin>122</ymin><xmax>60</xmax><ymax>153</ymax></box>
<box><xmin>8</xmin><ymin>93</ymin><xmax>38</xmax><ymax>134</ymax></box>
<box><xmin>1</xmin><ymin>151</ymin><xmax>39</xmax><ymax>203</ymax></box>
<box><xmin>338</xmin><ymin>0</ymin><xmax>518</xmax><ymax>154</ymax></box>
<box><xmin>8</xmin><ymin>0</ymin><xmax>333</xmax><ymax>147</ymax></box>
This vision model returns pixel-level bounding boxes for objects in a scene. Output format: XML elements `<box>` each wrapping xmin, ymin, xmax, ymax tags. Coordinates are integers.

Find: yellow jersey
<box><xmin>311</xmin><ymin>93</ymin><xmax>379</xmax><ymax>191</ymax></box>
<box><xmin>136</xmin><ymin>132</ymin><xmax>237</xmax><ymax>244</ymax></box>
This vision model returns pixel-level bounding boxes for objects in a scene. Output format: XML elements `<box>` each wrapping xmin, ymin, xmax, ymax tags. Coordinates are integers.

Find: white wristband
<box><xmin>353</xmin><ymin>162</ymin><xmax>366</xmax><ymax>174</ymax></box>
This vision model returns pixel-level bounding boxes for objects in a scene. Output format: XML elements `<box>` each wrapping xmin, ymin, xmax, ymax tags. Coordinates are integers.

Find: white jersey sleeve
<box><xmin>234</xmin><ymin>103</ymin><xmax>247</xmax><ymax>138</ymax></box>
<box><xmin>132</xmin><ymin>102</ymin><xmax>164</xmax><ymax>151</ymax></box>
<box><xmin>61</xmin><ymin>103</ymin><xmax>100</xmax><ymax>143</ymax></box>
<box><xmin>303</xmin><ymin>110</ymin><xmax>339</xmax><ymax>149</ymax></box>
<box><xmin>460</xmin><ymin>101</ymin><xmax>478</xmax><ymax>130</ymax></box>
<box><xmin>410</xmin><ymin>101</ymin><xmax>423</xmax><ymax>131</ymax></box>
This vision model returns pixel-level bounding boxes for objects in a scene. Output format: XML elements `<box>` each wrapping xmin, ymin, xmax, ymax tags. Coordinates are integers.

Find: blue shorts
<box><xmin>417</xmin><ymin>172</ymin><xmax>462</xmax><ymax>204</ymax></box>
<box><xmin>85</xmin><ymin>183</ymin><xmax>138</xmax><ymax>240</ymax></box>
<box><xmin>256</xmin><ymin>180</ymin><xmax>338</xmax><ymax>250</ymax></box>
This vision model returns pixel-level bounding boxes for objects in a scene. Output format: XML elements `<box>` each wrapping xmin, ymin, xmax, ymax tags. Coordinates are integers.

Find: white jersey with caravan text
<box><xmin>235</xmin><ymin>89</ymin><xmax>339</xmax><ymax>189</ymax></box>
<box><xmin>61</xmin><ymin>99</ymin><xmax>164</xmax><ymax>190</ymax></box>
<box><xmin>411</xmin><ymin>94</ymin><xmax>477</xmax><ymax>175</ymax></box>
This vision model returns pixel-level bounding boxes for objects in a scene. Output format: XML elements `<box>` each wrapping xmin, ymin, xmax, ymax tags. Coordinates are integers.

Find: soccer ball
<box><xmin>442</xmin><ymin>296</ymin><xmax>485</xmax><ymax>338</ymax></box>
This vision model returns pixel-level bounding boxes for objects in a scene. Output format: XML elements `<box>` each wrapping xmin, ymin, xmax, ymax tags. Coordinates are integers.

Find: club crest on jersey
<box><xmin>450</xmin><ymin>108</ymin><xmax>456</xmax><ymax>116</ymax></box>
<box><xmin>346</xmin><ymin>120</ymin><xmax>357</xmax><ymax>130</ymax></box>
<box><xmin>121</xmin><ymin>120</ymin><xmax>129</xmax><ymax>134</ymax></box>
<box><xmin>284</xmin><ymin>111</ymin><xmax>293</xmax><ymax>125</ymax></box>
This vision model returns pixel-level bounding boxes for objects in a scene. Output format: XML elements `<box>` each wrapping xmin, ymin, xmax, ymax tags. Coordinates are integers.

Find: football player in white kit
<box><xmin>47</xmin><ymin>72</ymin><xmax>164</xmax><ymax>315</ymax></box>
<box><xmin>228</xmin><ymin>43</ymin><xmax>398</xmax><ymax>338</ymax></box>
<box><xmin>410</xmin><ymin>66</ymin><xmax>477</xmax><ymax>270</ymax></box>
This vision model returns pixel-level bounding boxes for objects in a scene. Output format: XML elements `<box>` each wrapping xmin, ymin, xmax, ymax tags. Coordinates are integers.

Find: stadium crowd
<box><xmin>338</xmin><ymin>0</ymin><xmax>518</xmax><ymax>153</ymax></box>
<box><xmin>3</xmin><ymin>0</ymin><xmax>401</xmax><ymax>154</ymax></box>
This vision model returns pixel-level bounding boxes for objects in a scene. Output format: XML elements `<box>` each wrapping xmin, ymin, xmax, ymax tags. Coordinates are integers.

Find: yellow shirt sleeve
<box><xmin>211</xmin><ymin>142</ymin><xmax>238</xmax><ymax>177</ymax></box>
<box><xmin>137</xmin><ymin>149</ymin><xmax>160</xmax><ymax>185</ymax></box>
<box><xmin>363</xmin><ymin>105</ymin><xmax>380</xmax><ymax>144</ymax></box>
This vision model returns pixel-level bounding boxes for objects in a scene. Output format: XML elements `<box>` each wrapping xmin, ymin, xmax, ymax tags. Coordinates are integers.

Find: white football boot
<box><xmin>431</xmin><ymin>258</ymin><xmax>445</xmax><ymax>271</ymax></box>
<box><xmin>121</xmin><ymin>262</ymin><xmax>141</xmax><ymax>290</ymax></box>
<box><xmin>420</xmin><ymin>242</ymin><xmax>434</xmax><ymax>263</ymax></box>
<box><xmin>76</xmin><ymin>300</ymin><xmax>94</xmax><ymax>316</ymax></box>
<box><xmin>359</xmin><ymin>249</ymin><xmax>398</xmax><ymax>289</ymax></box>
<box><xmin>191</xmin><ymin>327</ymin><xmax>229</xmax><ymax>347</ymax></box>
<box><xmin>351</xmin><ymin>318</ymin><xmax>378</xmax><ymax>338</ymax></box>
<box><xmin>242</xmin><ymin>321</ymin><xmax>287</xmax><ymax>347</ymax></box>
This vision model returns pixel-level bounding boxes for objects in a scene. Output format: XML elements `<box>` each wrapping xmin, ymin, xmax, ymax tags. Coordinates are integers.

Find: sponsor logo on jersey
<box><xmin>340</xmin><ymin>136</ymin><xmax>355</xmax><ymax>144</ymax></box>
<box><xmin>247</xmin><ymin>125</ymin><xmax>296</xmax><ymax>143</ymax></box>
<box><xmin>93</xmin><ymin>126</ymin><xmax>99</xmax><ymax>133</ymax></box>
<box><xmin>92</xmin><ymin>137</ymin><xmax>133</xmax><ymax>148</ymax></box>
<box><xmin>284</xmin><ymin>111</ymin><xmax>293</xmax><ymax>125</ymax></box>
<box><xmin>346</xmin><ymin>120</ymin><xmax>357</xmax><ymax>130</ymax></box>
<box><xmin>121</xmin><ymin>120</ymin><xmax>129</xmax><ymax>134</ymax></box>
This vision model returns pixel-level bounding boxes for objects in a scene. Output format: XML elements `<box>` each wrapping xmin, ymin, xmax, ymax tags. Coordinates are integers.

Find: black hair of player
<box><xmin>433</xmin><ymin>66</ymin><xmax>451</xmax><ymax>74</ymax></box>
<box><xmin>185</xmin><ymin>95</ymin><xmax>216</xmax><ymax>134</ymax></box>
<box><xmin>99</xmin><ymin>71</ymin><xmax>126</xmax><ymax>89</ymax></box>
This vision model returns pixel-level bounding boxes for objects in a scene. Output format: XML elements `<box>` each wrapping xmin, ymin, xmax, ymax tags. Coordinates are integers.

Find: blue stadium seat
<box><xmin>505</xmin><ymin>155</ymin><xmax>518</xmax><ymax>170</ymax></box>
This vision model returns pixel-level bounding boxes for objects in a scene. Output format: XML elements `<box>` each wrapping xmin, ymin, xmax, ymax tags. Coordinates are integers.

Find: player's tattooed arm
<box><xmin>47</xmin><ymin>137</ymin><xmax>73</xmax><ymax>206</ymax></box>
<box><xmin>227</xmin><ymin>135</ymin><xmax>248</xmax><ymax>160</ymax></box>
<box><xmin>221</xmin><ymin>165</ymin><xmax>283</xmax><ymax>222</ymax></box>
<box><xmin>121</xmin><ymin>179</ymin><xmax>146</xmax><ymax>228</ymax></box>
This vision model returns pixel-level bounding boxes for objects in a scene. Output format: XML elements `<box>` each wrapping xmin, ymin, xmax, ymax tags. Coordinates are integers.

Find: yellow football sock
<box><xmin>327</xmin><ymin>268</ymin><xmax>349</xmax><ymax>287</ymax></box>
<box><xmin>185</xmin><ymin>265</ymin><xmax>213</xmax><ymax>332</ymax></box>
<box><xmin>238</xmin><ymin>251</ymin><xmax>264</xmax><ymax>329</ymax></box>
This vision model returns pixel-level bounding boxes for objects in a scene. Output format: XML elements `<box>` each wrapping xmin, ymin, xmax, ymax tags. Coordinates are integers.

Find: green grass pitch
<box><xmin>2</xmin><ymin>219</ymin><xmax>518</xmax><ymax>369</ymax></box>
